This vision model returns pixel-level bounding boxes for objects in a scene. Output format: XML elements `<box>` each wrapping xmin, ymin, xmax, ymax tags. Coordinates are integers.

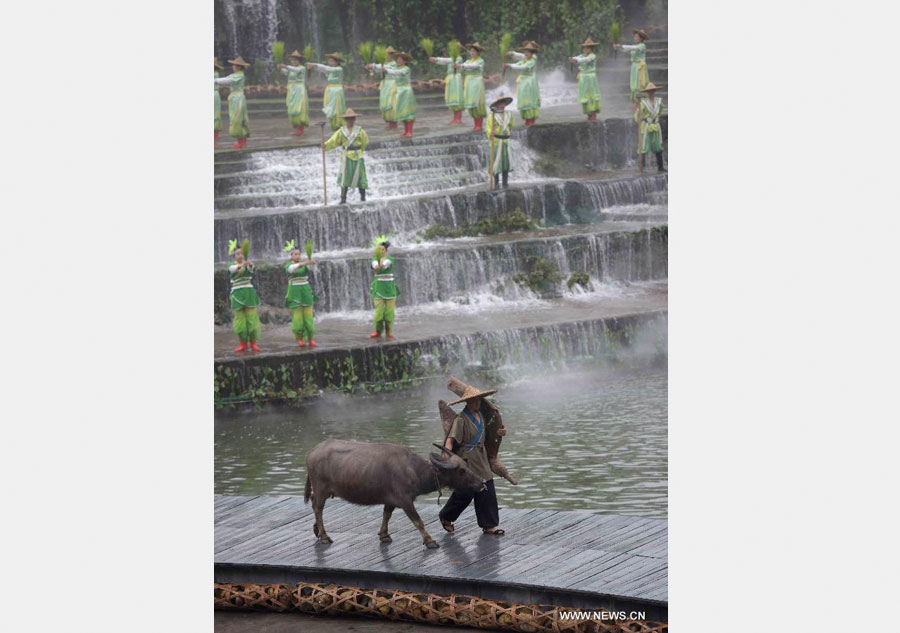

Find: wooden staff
<box><xmin>318</xmin><ymin>121</ymin><xmax>328</xmax><ymax>206</ymax></box>
<box><xmin>488</xmin><ymin>121</ymin><xmax>495</xmax><ymax>192</ymax></box>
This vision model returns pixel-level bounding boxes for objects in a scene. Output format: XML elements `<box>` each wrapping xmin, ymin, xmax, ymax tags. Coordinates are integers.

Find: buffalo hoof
<box><xmin>379</xmin><ymin>534</ymin><xmax>392</xmax><ymax>543</ymax></box>
<box><xmin>313</xmin><ymin>524</ymin><xmax>319</xmax><ymax>536</ymax></box>
<box><xmin>425</xmin><ymin>540</ymin><xmax>440</xmax><ymax>549</ymax></box>
<box><xmin>318</xmin><ymin>535</ymin><xmax>333</xmax><ymax>545</ymax></box>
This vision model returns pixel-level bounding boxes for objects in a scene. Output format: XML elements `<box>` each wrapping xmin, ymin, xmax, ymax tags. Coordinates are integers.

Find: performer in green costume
<box><xmin>456</xmin><ymin>42</ymin><xmax>486</xmax><ymax>131</ymax></box>
<box><xmin>214</xmin><ymin>57</ymin><xmax>224</xmax><ymax>143</ymax></box>
<box><xmin>279</xmin><ymin>50</ymin><xmax>310</xmax><ymax>136</ymax></box>
<box><xmin>569</xmin><ymin>38</ymin><xmax>602</xmax><ymax>120</ymax></box>
<box><xmin>369</xmin><ymin>51</ymin><xmax>417</xmax><ymax>137</ymax></box>
<box><xmin>369</xmin><ymin>238</ymin><xmax>398</xmax><ymax>340</ymax></box>
<box><xmin>486</xmin><ymin>96</ymin><xmax>514</xmax><ymax>189</ymax></box>
<box><xmin>377</xmin><ymin>47</ymin><xmax>398</xmax><ymax>129</ymax></box>
<box><xmin>323</xmin><ymin>108</ymin><xmax>369</xmax><ymax>204</ymax></box>
<box><xmin>228</xmin><ymin>241</ymin><xmax>261</xmax><ymax>352</ymax></box>
<box><xmin>430</xmin><ymin>50</ymin><xmax>464</xmax><ymax>124</ymax></box>
<box><xmin>215</xmin><ymin>56</ymin><xmax>251</xmax><ymax>149</ymax></box>
<box><xmin>634</xmin><ymin>82</ymin><xmax>665</xmax><ymax>173</ymax></box>
<box><xmin>614</xmin><ymin>29</ymin><xmax>649</xmax><ymax>104</ymax></box>
<box><xmin>504</xmin><ymin>41</ymin><xmax>541</xmax><ymax>126</ymax></box>
<box><xmin>284</xmin><ymin>246</ymin><xmax>319</xmax><ymax>347</ymax></box>
<box><xmin>308</xmin><ymin>53</ymin><xmax>347</xmax><ymax>131</ymax></box>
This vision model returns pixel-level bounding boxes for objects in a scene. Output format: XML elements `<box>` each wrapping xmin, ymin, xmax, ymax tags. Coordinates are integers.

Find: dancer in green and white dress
<box><xmin>504</xmin><ymin>41</ymin><xmax>541</xmax><ymax>126</ymax></box>
<box><xmin>308</xmin><ymin>53</ymin><xmax>347</xmax><ymax>131</ymax></box>
<box><xmin>228</xmin><ymin>240</ymin><xmax>261</xmax><ymax>353</ymax></box>
<box><xmin>284</xmin><ymin>247</ymin><xmax>319</xmax><ymax>347</ymax></box>
<box><xmin>377</xmin><ymin>46</ymin><xmax>398</xmax><ymax>129</ymax></box>
<box><xmin>430</xmin><ymin>49</ymin><xmax>464</xmax><ymax>124</ymax></box>
<box><xmin>369</xmin><ymin>50</ymin><xmax>417</xmax><ymax>137</ymax></box>
<box><xmin>614</xmin><ymin>29</ymin><xmax>650</xmax><ymax>104</ymax></box>
<box><xmin>569</xmin><ymin>38</ymin><xmax>601</xmax><ymax>120</ymax></box>
<box><xmin>214</xmin><ymin>57</ymin><xmax>224</xmax><ymax>143</ymax></box>
<box><xmin>279</xmin><ymin>50</ymin><xmax>310</xmax><ymax>136</ymax></box>
<box><xmin>456</xmin><ymin>42</ymin><xmax>486</xmax><ymax>131</ymax></box>
<box><xmin>369</xmin><ymin>238</ymin><xmax>398</xmax><ymax>340</ymax></box>
<box><xmin>215</xmin><ymin>56</ymin><xmax>252</xmax><ymax>149</ymax></box>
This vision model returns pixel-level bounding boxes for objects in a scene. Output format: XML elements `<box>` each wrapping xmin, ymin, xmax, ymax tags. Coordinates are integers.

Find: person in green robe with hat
<box><xmin>634</xmin><ymin>82</ymin><xmax>665</xmax><ymax>173</ymax></box>
<box><xmin>376</xmin><ymin>46</ymin><xmax>398</xmax><ymax>129</ymax></box>
<box><xmin>228</xmin><ymin>239</ymin><xmax>261</xmax><ymax>352</ymax></box>
<box><xmin>308</xmin><ymin>53</ymin><xmax>347</xmax><ymax>131</ymax></box>
<box><xmin>504</xmin><ymin>41</ymin><xmax>541</xmax><ymax>126</ymax></box>
<box><xmin>486</xmin><ymin>96</ymin><xmax>514</xmax><ymax>189</ymax></box>
<box><xmin>323</xmin><ymin>108</ymin><xmax>369</xmax><ymax>204</ymax></box>
<box><xmin>369</xmin><ymin>51</ymin><xmax>417</xmax><ymax>137</ymax></box>
<box><xmin>430</xmin><ymin>47</ymin><xmax>464</xmax><ymax>124</ymax></box>
<box><xmin>369</xmin><ymin>237</ymin><xmax>398</xmax><ymax>340</ymax></box>
<box><xmin>214</xmin><ymin>57</ymin><xmax>224</xmax><ymax>143</ymax></box>
<box><xmin>215</xmin><ymin>56</ymin><xmax>252</xmax><ymax>149</ymax></box>
<box><xmin>456</xmin><ymin>42</ymin><xmax>486</xmax><ymax>131</ymax></box>
<box><xmin>283</xmin><ymin>244</ymin><xmax>319</xmax><ymax>347</ymax></box>
<box><xmin>614</xmin><ymin>29</ymin><xmax>650</xmax><ymax>104</ymax></box>
<box><xmin>569</xmin><ymin>38</ymin><xmax>602</xmax><ymax>120</ymax></box>
<box><xmin>278</xmin><ymin>50</ymin><xmax>310</xmax><ymax>136</ymax></box>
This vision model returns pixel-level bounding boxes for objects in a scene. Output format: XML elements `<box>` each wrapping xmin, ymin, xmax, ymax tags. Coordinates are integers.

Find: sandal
<box><xmin>482</xmin><ymin>528</ymin><xmax>505</xmax><ymax>536</ymax></box>
<box><xmin>440</xmin><ymin>518</ymin><xmax>455</xmax><ymax>533</ymax></box>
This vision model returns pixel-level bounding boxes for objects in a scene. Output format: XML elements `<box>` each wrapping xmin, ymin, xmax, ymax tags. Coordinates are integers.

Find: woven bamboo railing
<box><xmin>214</xmin><ymin>582</ymin><xmax>667</xmax><ymax>633</ymax></box>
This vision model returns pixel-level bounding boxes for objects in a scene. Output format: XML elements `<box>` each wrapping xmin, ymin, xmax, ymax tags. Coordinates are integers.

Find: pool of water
<box><xmin>215</xmin><ymin>363</ymin><xmax>667</xmax><ymax>518</ymax></box>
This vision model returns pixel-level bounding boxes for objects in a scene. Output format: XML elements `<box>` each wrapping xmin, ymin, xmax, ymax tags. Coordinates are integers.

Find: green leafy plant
<box><xmin>419</xmin><ymin>37</ymin><xmax>434</xmax><ymax>58</ymax></box>
<box><xmin>303</xmin><ymin>44</ymin><xmax>314</xmax><ymax>62</ymax></box>
<box><xmin>272</xmin><ymin>40</ymin><xmax>285</xmax><ymax>68</ymax></box>
<box><xmin>373</xmin><ymin>44</ymin><xmax>387</xmax><ymax>65</ymax></box>
<box><xmin>422</xmin><ymin>209</ymin><xmax>538</xmax><ymax>240</ymax></box>
<box><xmin>448</xmin><ymin>39</ymin><xmax>462</xmax><ymax>62</ymax></box>
<box><xmin>305</xmin><ymin>238</ymin><xmax>314</xmax><ymax>260</ymax></box>
<box><xmin>512</xmin><ymin>255</ymin><xmax>564</xmax><ymax>293</ymax></box>
<box><xmin>358</xmin><ymin>41</ymin><xmax>375</xmax><ymax>64</ymax></box>
<box><xmin>567</xmin><ymin>272</ymin><xmax>590</xmax><ymax>289</ymax></box>
<box><xmin>241</xmin><ymin>238</ymin><xmax>250</xmax><ymax>259</ymax></box>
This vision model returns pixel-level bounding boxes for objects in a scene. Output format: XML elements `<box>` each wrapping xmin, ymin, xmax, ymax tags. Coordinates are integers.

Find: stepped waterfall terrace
<box><xmin>214</xmin><ymin>223</ymin><xmax>666</xmax><ymax>316</ymax></box>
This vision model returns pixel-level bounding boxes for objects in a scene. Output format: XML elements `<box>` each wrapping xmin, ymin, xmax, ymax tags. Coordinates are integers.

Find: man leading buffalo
<box><xmin>439</xmin><ymin>383</ymin><xmax>507</xmax><ymax>536</ymax></box>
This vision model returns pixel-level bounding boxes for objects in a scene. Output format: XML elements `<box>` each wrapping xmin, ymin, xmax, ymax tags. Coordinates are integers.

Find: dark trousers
<box><xmin>493</xmin><ymin>172</ymin><xmax>509</xmax><ymax>188</ymax></box>
<box><xmin>439</xmin><ymin>479</ymin><xmax>499</xmax><ymax>529</ymax></box>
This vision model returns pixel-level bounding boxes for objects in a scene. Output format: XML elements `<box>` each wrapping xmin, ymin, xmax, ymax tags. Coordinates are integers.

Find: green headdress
<box><xmin>283</xmin><ymin>239</ymin><xmax>296</xmax><ymax>253</ymax></box>
<box><xmin>228</xmin><ymin>238</ymin><xmax>239</xmax><ymax>256</ymax></box>
<box><xmin>371</xmin><ymin>234</ymin><xmax>390</xmax><ymax>259</ymax></box>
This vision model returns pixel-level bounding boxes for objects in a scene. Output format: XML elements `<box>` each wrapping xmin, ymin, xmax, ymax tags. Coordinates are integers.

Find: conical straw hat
<box><xmin>386</xmin><ymin>46</ymin><xmax>398</xmax><ymax>54</ymax></box>
<box><xmin>289</xmin><ymin>49</ymin><xmax>305</xmax><ymax>59</ymax></box>
<box><xmin>490</xmin><ymin>95</ymin><xmax>513</xmax><ymax>110</ymax></box>
<box><xmin>214</xmin><ymin>57</ymin><xmax>224</xmax><ymax>70</ymax></box>
<box><xmin>448</xmin><ymin>384</ymin><xmax>498</xmax><ymax>405</ymax></box>
<box><xmin>580</xmin><ymin>37</ymin><xmax>599</xmax><ymax>48</ymax></box>
<box><xmin>643</xmin><ymin>82</ymin><xmax>659</xmax><ymax>91</ymax></box>
<box><xmin>522</xmin><ymin>41</ymin><xmax>540</xmax><ymax>52</ymax></box>
<box><xmin>326</xmin><ymin>51</ymin><xmax>346</xmax><ymax>63</ymax></box>
<box><xmin>465</xmin><ymin>42</ymin><xmax>485</xmax><ymax>52</ymax></box>
<box><xmin>395</xmin><ymin>50</ymin><xmax>413</xmax><ymax>62</ymax></box>
<box><xmin>632</xmin><ymin>28</ymin><xmax>650</xmax><ymax>41</ymax></box>
<box><xmin>227</xmin><ymin>56</ymin><xmax>251</xmax><ymax>67</ymax></box>
<box><xmin>339</xmin><ymin>108</ymin><xmax>361</xmax><ymax>118</ymax></box>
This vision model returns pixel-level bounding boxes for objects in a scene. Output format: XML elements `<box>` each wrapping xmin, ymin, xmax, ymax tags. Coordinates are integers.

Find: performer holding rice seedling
<box><xmin>614</xmin><ymin>28</ymin><xmax>650</xmax><ymax>104</ymax></box>
<box><xmin>456</xmin><ymin>42</ymin><xmax>486</xmax><ymax>131</ymax></box>
<box><xmin>308</xmin><ymin>52</ymin><xmax>347</xmax><ymax>131</ymax></box>
<box><xmin>375</xmin><ymin>46</ymin><xmax>398</xmax><ymax>129</ymax></box>
<box><xmin>369</xmin><ymin>51</ymin><xmax>417</xmax><ymax>137</ymax></box>
<box><xmin>634</xmin><ymin>82</ymin><xmax>666</xmax><ymax>173</ymax></box>
<box><xmin>504</xmin><ymin>41</ymin><xmax>541</xmax><ymax>126</ymax></box>
<box><xmin>323</xmin><ymin>108</ymin><xmax>369</xmax><ymax>204</ymax></box>
<box><xmin>278</xmin><ymin>50</ymin><xmax>310</xmax><ymax>136</ymax></box>
<box><xmin>569</xmin><ymin>38</ymin><xmax>602</xmax><ymax>120</ymax></box>
<box><xmin>369</xmin><ymin>236</ymin><xmax>398</xmax><ymax>340</ymax></box>
<box><xmin>228</xmin><ymin>238</ymin><xmax>261</xmax><ymax>353</ymax></box>
<box><xmin>214</xmin><ymin>58</ymin><xmax>224</xmax><ymax>143</ymax></box>
<box><xmin>430</xmin><ymin>40</ymin><xmax>464</xmax><ymax>124</ymax></box>
<box><xmin>283</xmin><ymin>239</ymin><xmax>319</xmax><ymax>348</ymax></box>
<box><xmin>215</xmin><ymin>56</ymin><xmax>251</xmax><ymax>149</ymax></box>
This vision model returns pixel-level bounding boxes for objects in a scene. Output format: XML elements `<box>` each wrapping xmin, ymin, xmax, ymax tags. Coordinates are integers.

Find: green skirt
<box><xmin>287</xmin><ymin>82</ymin><xmax>310</xmax><ymax>127</ymax></box>
<box><xmin>285</xmin><ymin>283</ymin><xmax>318</xmax><ymax>308</ymax></box>
<box><xmin>577</xmin><ymin>72</ymin><xmax>602</xmax><ymax>115</ymax></box>
<box><xmin>228</xmin><ymin>92</ymin><xmax>250</xmax><ymax>139</ymax></box>
<box><xmin>338</xmin><ymin>156</ymin><xmax>367</xmax><ymax>189</ymax></box>
<box><xmin>371</xmin><ymin>278</ymin><xmax>398</xmax><ymax>299</ymax></box>
<box><xmin>231</xmin><ymin>286</ymin><xmax>260</xmax><ymax>310</ymax></box>
<box><xmin>392</xmin><ymin>85</ymin><xmax>417</xmax><ymax>122</ymax></box>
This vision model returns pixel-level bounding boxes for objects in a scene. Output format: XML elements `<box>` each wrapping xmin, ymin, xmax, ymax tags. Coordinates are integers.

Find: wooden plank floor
<box><xmin>215</xmin><ymin>495</ymin><xmax>667</xmax><ymax>616</ymax></box>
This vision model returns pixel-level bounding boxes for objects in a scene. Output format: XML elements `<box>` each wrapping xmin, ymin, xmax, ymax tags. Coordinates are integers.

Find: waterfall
<box><xmin>217</xmin><ymin>0</ymin><xmax>279</xmax><ymax>71</ymax></box>
<box><xmin>300</xmin><ymin>0</ymin><xmax>319</xmax><ymax>53</ymax></box>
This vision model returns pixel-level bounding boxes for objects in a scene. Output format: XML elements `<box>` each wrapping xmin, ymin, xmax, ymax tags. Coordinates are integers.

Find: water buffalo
<box><xmin>304</xmin><ymin>439</ymin><xmax>485</xmax><ymax>549</ymax></box>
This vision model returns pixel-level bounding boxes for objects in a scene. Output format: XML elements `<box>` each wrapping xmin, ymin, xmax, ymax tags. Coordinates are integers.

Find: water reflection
<box><xmin>215</xmin><ymin>364</ymin><xmax>667</xmax><ymax>518</ymax></box>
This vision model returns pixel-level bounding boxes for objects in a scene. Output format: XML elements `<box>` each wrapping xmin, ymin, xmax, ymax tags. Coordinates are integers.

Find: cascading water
<box><xmin>299</xmin><ymin>0</ymin><xmax>319</xmax><ymax>53</ymax></box>
<box><xmin>216</xmin><ymin>0</ymin><xmax>279</xmax><ymax>71</ymax></box>
<box><xmin>486</xmin><ymin>69</ymin><xmax>579</xmax><ymax>111</ymax></box>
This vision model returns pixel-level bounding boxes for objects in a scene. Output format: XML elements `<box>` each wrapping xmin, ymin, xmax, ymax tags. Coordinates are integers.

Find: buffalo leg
<box><xmin>313</xmin><ymin>495</ymin><xmax>333</xmax><ymax>544</ymax></box>
<box><xmin>401</xmin><ymin>504</ymin><xmax>438</xmax><ymax>549</ymax></box>
<box><xmin>378</xmin><ymin>505</ymin><xmax>394</xmax><ymax>542</ymax></box>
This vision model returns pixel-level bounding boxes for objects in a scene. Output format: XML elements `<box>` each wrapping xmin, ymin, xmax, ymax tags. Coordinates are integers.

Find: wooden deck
<box><xmin>215</xmin><ymin>495</ymin><xmax>668</xmax><ymax>621</ymax></box>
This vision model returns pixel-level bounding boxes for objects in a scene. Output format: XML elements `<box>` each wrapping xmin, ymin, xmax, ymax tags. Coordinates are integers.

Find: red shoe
<box><xmin>386</xmin><ymin>334</ymin><xmax>395</xmax><ymax>340</ymax></box>
<box><xmin>292</xmin><ymin>127</ymin><xmax>305</xmax><ymax>136</ymax></box>
<box><xmin>297</xmin><ymin>339</ymin><xmax>306</xmax><ymax>347</ymax></box>
<box><xmin>473</xmin><ymin>117</ymin><xmax>484</xmax><ymax>131</ymax></box>
<box><xmin>387</xmin><ymin>121</ymin><xmax>398</xmax><ymax>130</ymax></box>
<box><xmin>234</xmin><ymin>341</ymin><xmax>248</xmax><ymax>353</ymax></box>
<box><xmin>308</xmin><ymin>340</ymin><xmax>317</xmax><ymax>347</ymax></box>
<box><xmin>231</xmin><ymin>141</ymin><xmax>241</xmax><ymax>150</ymax></box>
<box><xmin>214</xmin><ymin>131</ymin><xmax>219</xmax><ymax>143</ymax></box>
<box><xmin>241</xmin><ymin>138</ymin><xmax>248</xmax><ymax>148</ymax></box>
<box><xmin>250</xmin><ymin>340</ymin><xmax>261</xmax><ymax>352</ymax></box>
<box><xmin>401</xmin><ymin>121</ymin><xmax>413</xmax><ymax>137</ymax></box>
<box><xmin>369</xmin><ymin>332</ymin><xmax>381</xmax><ymax>338</ymax></box>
